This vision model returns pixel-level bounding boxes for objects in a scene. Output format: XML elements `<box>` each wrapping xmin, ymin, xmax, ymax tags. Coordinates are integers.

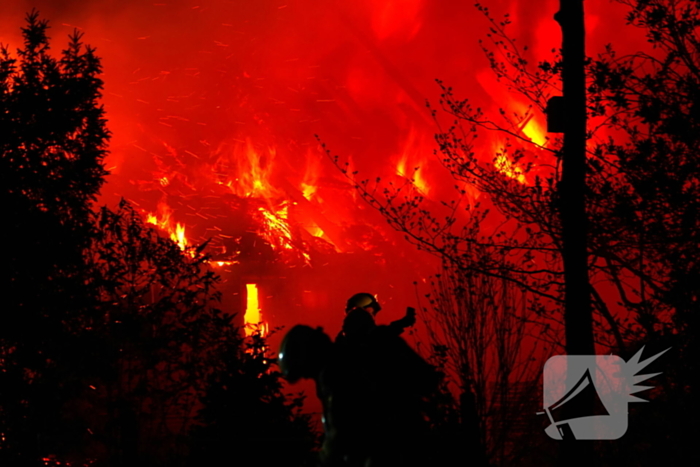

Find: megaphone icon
<box><xmin>542</xmin><ymin>349</ymin><xmax>669</xmax><ymax>440</ymax></box>
<box><xmin>543</xmin><ymin>368</ymin><xmax>609</xmax><ymax>440</ymax></box>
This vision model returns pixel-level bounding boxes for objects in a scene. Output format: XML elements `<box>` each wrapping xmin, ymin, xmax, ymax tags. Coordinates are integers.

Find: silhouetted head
<box><xmin>341</xmin><ymin>307</ymin><xmax>376</xmax><ymax>342</ymax></box>
<box><xmin>345</xmin><ymin>292</ymin><xmax>381</xmax><ymax>316</ymax></box>
<box><xmin>278</xmin><ymin>325</ymin><xmax>332</xmax><ymax>383</ymax></box>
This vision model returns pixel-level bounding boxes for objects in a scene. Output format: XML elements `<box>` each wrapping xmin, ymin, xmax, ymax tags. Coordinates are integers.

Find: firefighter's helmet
<box><xmin>345</xmin><ymin>292</ymin><xmax>381</xmax><ymax>314</ymax></box>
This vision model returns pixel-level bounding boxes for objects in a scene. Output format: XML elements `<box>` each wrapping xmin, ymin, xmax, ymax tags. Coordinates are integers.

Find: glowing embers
<box><xmin>494</xmin><ymin>152</ymin><xmax>527</xmax><ymax>185</ymax></box>
<box><xmin>254</xmin><ymin>201</ymin><xmax>312</xmax><ymax>264</ymax></box>
<box><xmin>492</xmin><ymin>112</ymin><xmax>548</xmax><ymax>185</ymax></box>
<box><xmin>208</xmin><ymin>141</ymin><xmax>322</xmax><ymax>262</ymax></box>
<box><xmin>244</xmin><ymin>283</ymin><xmax>268</xmax><ymax>337</ymax></box>
<box><xmin>142</xmin><ymin>138</ymin><xmax>330</xmax><ymax>265</ymax></box>
<box><xmin>257</xmin><ymin>202</ymin><xmax>294</xmax><ymax>251</ymax></box>
<box><xmin>211</xmin><ymin>260</ymin><xmax>239</xmax><ymax>267</ymax></box>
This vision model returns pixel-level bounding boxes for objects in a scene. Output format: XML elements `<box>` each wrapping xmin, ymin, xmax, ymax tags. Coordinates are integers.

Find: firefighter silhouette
<box><xmin>278</xmin><ymin>323</ymin><xmax>440</xmax><ymax>466</ymax></box>
<box><xmin>336</xmin><ymin>293</ymin><xmax>416</xmax><ymax>345</ymax></box>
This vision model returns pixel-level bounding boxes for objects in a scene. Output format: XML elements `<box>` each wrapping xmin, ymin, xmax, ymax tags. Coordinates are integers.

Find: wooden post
<box><xmin>556</xmin><ymin>0</ymin><xmax>594</xmax><ymax>361</ymax></box>
<box><xmin>554</xmin><ymin>0</ymin><xmax>596</xmax><ymax>462</ymax></box>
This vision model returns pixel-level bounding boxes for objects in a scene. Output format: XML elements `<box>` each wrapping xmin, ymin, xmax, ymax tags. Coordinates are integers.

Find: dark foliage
<box><xmin>327</xmin><ymin>1</ymin><xmax>697</xmax><ymax>465</ymax></box>
<box><xmin>584</xmin><ymin>1</ymin><xmax>698</xmax><ymax>463</ymax></box>
<box><xmin>1</xmin><ymin>12</ymin><xmax>315</xmax><ymax>466</ymax></box>
<box><xmin>188</xmin><ymin>329</ymin><xmax>318</xmax><ymax>466</ymax></box>
<box><xmin>1</xmin><ymin>11</ymin><xmax>109</xmax><ymax>464</ymax></box>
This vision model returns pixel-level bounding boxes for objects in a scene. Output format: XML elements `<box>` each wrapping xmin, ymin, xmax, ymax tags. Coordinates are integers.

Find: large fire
<box><xmin>0</xmin><ymin>0</ymin><xmax>644</xmax><ymax>362</ymax></box>
<box><xmin>1</xmin><ymin>2</ymin><xmax>661</xmax><ymax>460</ymax></box>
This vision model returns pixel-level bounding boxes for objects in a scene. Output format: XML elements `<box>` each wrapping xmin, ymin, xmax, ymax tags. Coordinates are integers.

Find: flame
<box><xmin>396</xmin><ymin>154</ymin><xmax>430</xmax><ymax>194</ymax></box>
<box><xmin>258</xmin><ymin>203</ymin><xmax>294</xmax><ymax>250</ymax></box>
<box><xmin>301</xmin><ymin>183</ymin><xmax>317</xmax><ymax>201</ymax></box>
<box><xmin>300</xmin><ymin>149</ymin><xmax>322</xmax><ymax>201</ymax></box>
<box><xmin>244</xmin><ymin>283</ymin><xmax>267</xmax><ymax>337</ymax></box>
<box><xmin>172</xmin><ymin>222</ymin><xmax>187</xmax><ymax>251</ymax></box>
<box><xmin>257</xmin><ymin>203</ymin><xmax>313</xmax><ymax>264</ymax></box>
<box><xmin>307</xmin><ymin>223</ymin><xmax>325</xmax><ymax>238</ymax></box>
<box><xmin>494</xmin><ymin>152</ymin><xmax>527</xmax><ymax>184</ymax></box>
<box><xmin>491</xmin><ymin>106</ymin><xmax>548</xmax><ymax>185</ymax></box>
<box><xmin>145</xmin><ymin>201</ymin><xmax>189</xmax><ymax>251</ymax></box>
<box><xmin>521</xmin><ymin>116</ymin><xmax>547</xmax><ymax>147</ymax></box>
<box><xmin>145</xmin><ymin>137</ymin><xmax>328</xmax><ymax>265</ymax></box>
<box><xmin>217</xmin><ymin>139</ymin><xmax>282</xmax><ymax>200</ymax></box>
<box><xmin>516</xmin><ymin>107</ymin><xmax>548</xmax><ymax>148</ymax></box>
<box><xmin>395</xmin><ymin>127</ymin><xmax>431</xmax><ymax>195</ymax></box>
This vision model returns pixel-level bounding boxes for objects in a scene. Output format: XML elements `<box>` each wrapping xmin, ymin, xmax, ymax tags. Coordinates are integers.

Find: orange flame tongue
<box><xmin>146</xmin><ymin>201</ymin><xmax>189</xmax><ymax>251</ymax></box>
<box><xmin>217</xmin><ymin>139</ymin><xmax>282</xmax><ymax>200</ymax></box>
<box><xmin>396</xmin><ymin>155</ymin><xmax>430</xmax><ymax>194</ymax></box>
<box><xmin>172</xmin><ymin>222</ymin><xmax>187</xmax><ymax>251</ymax></box>
<box><xmin>394</xmin><ymin>127</ymin><xmax>432</xmax><ymax>195</ymax></box>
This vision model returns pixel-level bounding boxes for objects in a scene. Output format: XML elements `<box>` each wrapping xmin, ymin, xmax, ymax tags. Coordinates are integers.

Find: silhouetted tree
<box><xmin>584</xmin><ymin>1</ymin><xmax>698</xmax><ymax>463</ymax></box>
<box><xmin>1</xmin><ymin>13</ymin><xmax>316</xmax><ymax>466</ymax></box>
<box><xmin>188</xmin><ymin>328</ymin><xmax>318</xmax><ymax>466</ymax></box>
<box><xmin>1</xmin><ymin>11</ymin><xmax>109</xmax><ymax>464</ymax></box>
<box><xmin>79</xmin><ymin>201</ymin><xmax>228</xmax><ymax>465</ymax></box>
<box><xmin>422</xmin><ymin>261</ymin><xmax>542</xmax><ymax>465</ymax></box>
<box><xmin>327</xmin><ymin>0</ymin><xmax>697</xmax><ymax>464</ymax></box>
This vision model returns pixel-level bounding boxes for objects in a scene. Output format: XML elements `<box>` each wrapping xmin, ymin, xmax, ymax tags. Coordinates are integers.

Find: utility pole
<box><xmin>547</xmin><ymin>0</ymin><xmax>596</xmax><ymax>462</ymax></box>
<box><xmin>551</xmin><ymin>0</ymin><xmax>594</xmax><ymax>363</ymax></box>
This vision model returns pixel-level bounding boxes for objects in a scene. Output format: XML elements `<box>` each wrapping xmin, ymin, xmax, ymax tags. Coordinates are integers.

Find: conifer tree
<box><xmin>1</xmin><ymin>13</ymin><xmax>316</xmax><ymax>466</ymax></box>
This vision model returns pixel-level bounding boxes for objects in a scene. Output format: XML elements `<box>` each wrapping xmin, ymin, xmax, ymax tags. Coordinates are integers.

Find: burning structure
<box><xmin>0</xmin><ymin>0</ymin><xmax>636</xmax><ymax>337</ymax></box>
<box><xmin>3</xmin><ymin>0</ymin><xmax>694</xmax><ymax>465</ymax></box>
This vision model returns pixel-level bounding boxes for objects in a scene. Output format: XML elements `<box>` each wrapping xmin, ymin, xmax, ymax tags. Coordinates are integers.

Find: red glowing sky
<box><xmin>1</xmin><ymin>1</ymin><xmax>642</xmax><ymax>206</ymax></box>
